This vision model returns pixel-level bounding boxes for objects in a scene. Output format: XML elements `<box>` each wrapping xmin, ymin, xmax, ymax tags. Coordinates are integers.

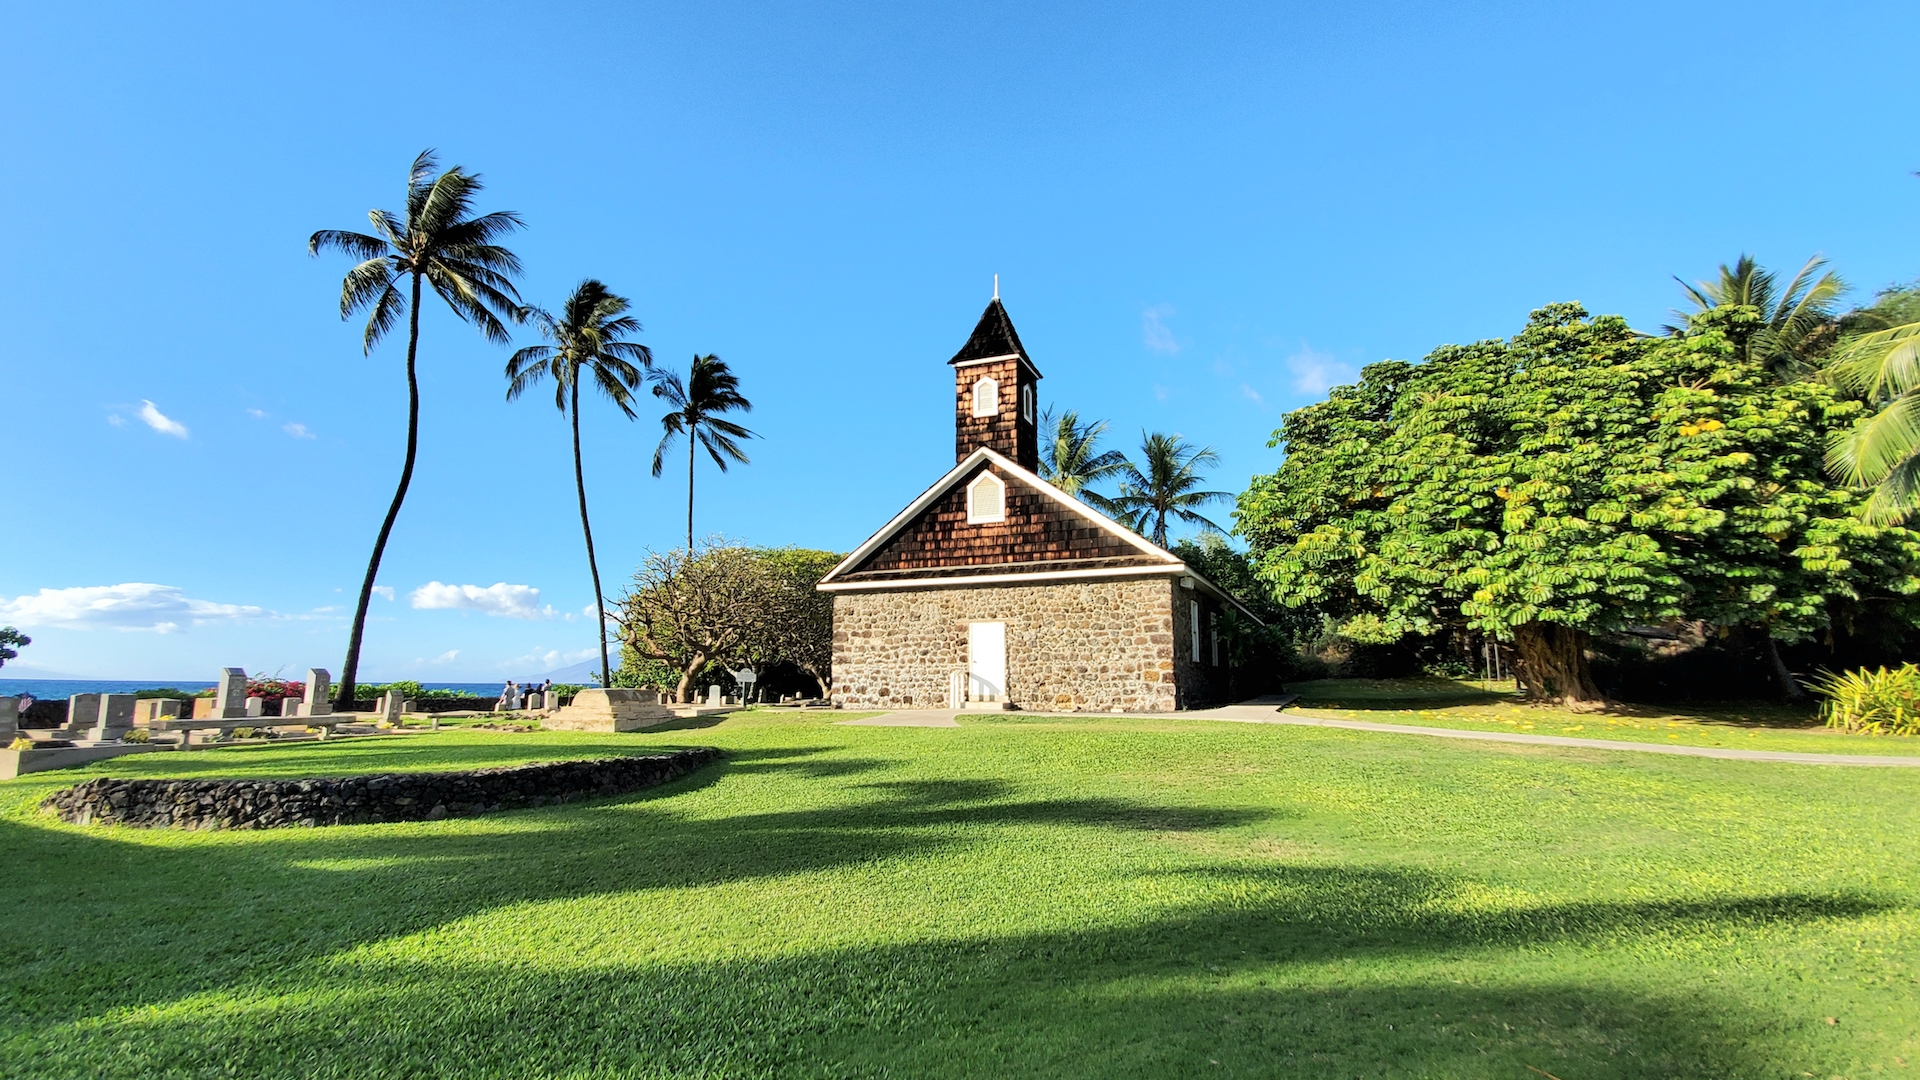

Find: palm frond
<box><xmin>309</xmin><ymin>229</ymin><xmax>389</xmax><ymax>260</ymax></box>
<box><xmin>361</xmin><ymin>284</ymin><xmax>405</xmax><ymax>354</ymax></box>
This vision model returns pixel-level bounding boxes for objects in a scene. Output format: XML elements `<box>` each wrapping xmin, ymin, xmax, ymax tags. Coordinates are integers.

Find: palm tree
<box><xmin>310</xmin><ymin>150</ymin><xmax>524</xmax><ymax>709</ymax></box>
<box><xmin>650</xmin><ymin>354</ymin><xmax>757</xmax><ymax>549</ymax></box>
<box><xmin>1037</xmin><ymin>405</ymin><xmax>1128</xmax><ymax>514</ymax></box>
<box><xmin>505</xmin><ymin>280</ymin><xmax>652</xmax><ymax>688</ymax></box>
<box><xmin>1826</xmin><ymin>322</ymin><xmax>1920</xmax><ymax>523</ymax></box>
<box><xmin>1108</xmin><ymin>432</ymin><xmax>1232</xmax><ymax>547</ymax></box>
<box><xmin>1668</xmin><ymin>253</ymin><xmax>1847</xmax><ymax>378</ymax></box>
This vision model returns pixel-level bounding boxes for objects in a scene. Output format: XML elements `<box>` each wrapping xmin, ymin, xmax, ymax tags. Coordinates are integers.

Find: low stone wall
<box><xmin>41</xmin><ymin>748</ymin><xmax>721</xmax><ymax>830</ymax></box>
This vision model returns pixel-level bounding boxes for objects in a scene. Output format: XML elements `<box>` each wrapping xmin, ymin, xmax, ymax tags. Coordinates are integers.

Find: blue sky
<box><xmin>2</xmin><ymin>1</ymin><xmax>1914</xmax><ymax>680</ymax></box>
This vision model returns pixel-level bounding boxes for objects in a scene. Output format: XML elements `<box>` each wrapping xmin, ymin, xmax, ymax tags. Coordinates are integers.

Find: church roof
<box><xmin>948</xmin><ymin>298</ymin><xmax>1040</xmax><ymax>376</ymax></box>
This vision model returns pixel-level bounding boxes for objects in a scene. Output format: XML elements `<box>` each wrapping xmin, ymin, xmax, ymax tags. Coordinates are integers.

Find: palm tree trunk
<box><xmin>571</xmin><ymin>380</ymin><xmax>612</xmax><ymax>689</ymax></box>
<box><xmin>336</xmin><ymin>270</ymin><xmax>424</xmax><ymax>709</ymax></box>
<box><xmin>686</xmin><ymin>421</ymin><xmax>696</xmax><ymax>550</ymax></box>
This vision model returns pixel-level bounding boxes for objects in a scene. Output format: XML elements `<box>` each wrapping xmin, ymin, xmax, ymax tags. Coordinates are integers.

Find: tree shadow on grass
<box><xmin>0</xmin><ymin>749</ymin><xmax>1896</xmax><ymax>1079</ymax></box>
<box><xmin>2</xmin><ymin>863</ymin><xmax>1878</xmax><ymax>1078</ymax></box>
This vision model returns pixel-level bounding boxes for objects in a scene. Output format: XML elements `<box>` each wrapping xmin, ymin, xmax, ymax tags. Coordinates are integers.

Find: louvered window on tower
<box><xmin>967</xmin><ymin>471</ymin><xmax>1006</xmax><ymax>524</ymax></box>
<box><xmin>972</xmin><ymin>376</ymin><xmax>1000</xmax><ymax>417</ymax></box>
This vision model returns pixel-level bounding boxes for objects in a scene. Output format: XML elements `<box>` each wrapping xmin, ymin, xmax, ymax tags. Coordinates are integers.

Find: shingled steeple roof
<box><xmin>948</xmin><ymin>298</ymin><xmax>1040</xmax><ymax>376</ymax></box>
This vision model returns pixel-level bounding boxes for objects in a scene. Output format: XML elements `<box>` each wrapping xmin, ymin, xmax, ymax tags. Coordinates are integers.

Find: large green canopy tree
<box><xmin>1238</xmin><ymin>303</ymin><xmax>1920</xmax><ymax>705</ymax></box>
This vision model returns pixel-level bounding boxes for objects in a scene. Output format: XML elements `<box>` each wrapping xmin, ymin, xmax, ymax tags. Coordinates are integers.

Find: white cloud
<box><xmin>410</xmin><ymin>581</ymin><xmax>550</xmax><ymax>620</ymax></box>
<box><xmin>0</xmin><ymin>583</ymin><xmax>267</xmax><ymax>632</ymax></box>
<box><xmin>138</xmin><ymin>400</ymin><xmax>189</xmax><ymax>439</ymax></box>
<box><xmin>1142</xmin><ymin>305</ymin><xmax>1180</xmax><ymax>355</ymax></box>
<box><xmin>247</xmin><ymin>408</ymin><xmax>268</xmax><ymax>419</ymax></box>
<box><xmin>1239</xmin><ymin>383</ymin><xmax>1265</xmax><ymax>407</ymax></box>
<box><xmin>107</xmin><ymin>414</ymin><xmax>127</xmax><ymax>428</ymax></box>
<box><xmin>283</xmin><ymin>422</ymin><xmax>315</xmax><ymax>440</ymax></box>
<box><xmin>510</xmin><ymin>646</ymin><xmax>597</xmax><ymax>671</ymax></box>
<box><xmin>371</xmin><ymin>586</ymin><xmax>395</xmax><ymax>601</ymax></box>
<box><xmin>1283</xmin><ymin>344</ymin><xmax>1358</xmax><ymax>396</ymax></box>
<box><xmin>414</xmin><ymin>649</ymin><xmax>460</xmax><ymax>665</ymax></box>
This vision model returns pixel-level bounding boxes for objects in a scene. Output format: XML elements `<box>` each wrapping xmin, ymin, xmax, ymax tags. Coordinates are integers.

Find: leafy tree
<box><xmin>650</xmin><ymin>355</ymin><xmax>756</xmax><ymax>550</ymax></box>
<box><xmin>1239</xmin><ymin>303</ymin><xmax>1920</xmax><ymax>705</ymax></box>
<box><xmin>506</xmin><ymin>279</ymin><xmax>653</xmax><ymax>688</ymax></box>
<box><xmin>1668</xmin><ymin>253</ymin><xmax>1845</xmax><ymax>378</ymax></box>
<box><xmin>612</xmin><ymin>541</ymin><xmax>774</xmax><ymax>703</ymax></box>
<box><xmin>1037</xmin><ymin>405</ymin><xmax>1127</xmax><ymax>513</ymax></box>
<box><xmin>0</xmin><ymin>626</ymin><xmax>27</xmax><ymax>669</ymax></box>
<box><xmin>309</xmin><ymin>150</ymin><xmax>524</xmax><ymax>708</ymax></box>
<box><xmin>1109</xmin><ymin>432</ymin><xmax>1231</xmax><ymax>547</ymax></box>
<box><xmin>755</xmin><ymin>548</ymin><xmax>842</xmax><ymax>698</ymax></box>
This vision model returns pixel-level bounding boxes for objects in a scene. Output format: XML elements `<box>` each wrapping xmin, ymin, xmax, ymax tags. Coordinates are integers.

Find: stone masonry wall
<box><xmin>831</xmin><ymin>577</ymin><xmax>1178</xmax><ymax>712</ymax></box>
<box><xmin>42</xmin><ymin>749</ymin><xmax>720</xmax><ymax>830</ymax></box>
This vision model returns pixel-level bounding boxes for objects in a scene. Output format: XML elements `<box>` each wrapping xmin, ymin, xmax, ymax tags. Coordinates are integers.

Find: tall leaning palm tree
<box><xmin>1108</xmin><ymin>432</ymin><xmax>1231</xmax><ymax>547</ymax></box>
<box><xmin>506</xmin><ymin>280</ymin><xmax>652</xmax><ymax>688</ymax></box>
<box><xmin>1037</xmin><ymin>405</ymin><xmax>1128</xmax><ymax>514</ymax></box>
<box><xmin>651</xmin><ymin>354</ymin><xmax>757</xmax><ymax>549</ymax></box>
<box><xmin>309</xmin><ymin>150</ymin><xmax>524</xmax><ymax>709</ymax></box>
<box><xmin>1668</xmin><ymin>253</ymin><xmax>1846</xmax><ymax>378</ymax></box>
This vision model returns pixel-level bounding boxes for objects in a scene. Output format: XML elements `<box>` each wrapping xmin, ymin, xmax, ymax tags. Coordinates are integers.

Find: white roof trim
<box><xmin>819</xmin><ymin>564</ymin><xmax>1187</xmax><ymax>591</ymax></box>
<box><xmin>951</xmin><ymin>352</ymin><xmax>1021</xmax><ymax>367</ymax></box>
<box><xmin>819</xmin><ymin>557</ymin><xmax>1264</xmax><ymax>624</ymax></box>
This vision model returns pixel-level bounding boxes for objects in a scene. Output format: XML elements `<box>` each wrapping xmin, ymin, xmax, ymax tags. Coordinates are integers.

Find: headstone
<box><xmin>948</xmin><ymin>671</ymin><xmax>966</xmax><ymax>710</ymax></box>
<box><xmin>90</xmin><ymin>694</ymin><xmax>137</xmax><ymax>741</ymax></box>
<box><xmin>136</xmin><ymin>699</ymin><xmax>184</xmax><ymax>723</ymax></box>
<box><xmin>214</xmin><ymin>667</ymin><xmax>249</xmax><ymax>718</ymax></box>
<box><xmin>245</xmin><ymin>696</ymin><xmax>265</xmax><ymax>718</ymax></box>
<box><xmin>526</xmin><ymin>691</ymin><xmax>544</xmax><ymax>710</ymax></box>
<box><xmin>282</xmin><ymin>699</ymin><xmax>303</xmax><ymax>719</ymax></box>
<box><xmin>65</xmin><ymin>693</ymin><xmax>101</xmax><ymax>735</ymax></box>
<box><xmin>304</xmin><ymin>669</ymin><xmax>333</xmax><ymax>716</ymax></box>
<box><xmin>706</xmin><ymin>684</ymin><xmax>723</xmax><ymax>706</ymax></box>
<box><xmin>379</xmin><ymin>692</ymin><xmax>402</xmax><ymax>723</ymax></box>
<box><xmin>0</xmin><ymin>696</ymin><xmax>18</xmax><ymax>742</ymax></box>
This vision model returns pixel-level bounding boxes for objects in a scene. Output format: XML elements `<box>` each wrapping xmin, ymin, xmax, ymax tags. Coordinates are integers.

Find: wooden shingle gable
<box><xmin>821</xmin><ymin>447</ymin><xmax>1178</xmax><ymax>583</ymax></box>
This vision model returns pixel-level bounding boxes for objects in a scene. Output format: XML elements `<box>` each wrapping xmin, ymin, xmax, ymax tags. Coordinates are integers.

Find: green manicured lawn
<box><xmin>1290</xmin><ymin>676</ymin><xmax>1920</xmax><ymax>756</ymax></box>
<box><xmin>3</xmin><ymin>709</ymin><xmax>1918</xmax><ymax>1077</ymax></box>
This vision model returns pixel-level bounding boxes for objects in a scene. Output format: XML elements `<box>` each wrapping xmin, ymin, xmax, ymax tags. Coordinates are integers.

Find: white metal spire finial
<box><xmin>993</xmin><ymin>274</ymin><xmax>999</xmax><ymax>301</ymax></box>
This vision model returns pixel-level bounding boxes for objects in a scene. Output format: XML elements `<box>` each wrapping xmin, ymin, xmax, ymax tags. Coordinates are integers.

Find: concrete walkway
<box><xmin>841</xmin><ymin>703</ymin><xmax>1920</xmax><ymax>767</ymax></box>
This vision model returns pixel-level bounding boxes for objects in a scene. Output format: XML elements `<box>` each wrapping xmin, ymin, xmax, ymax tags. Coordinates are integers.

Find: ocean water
<box><xmin>0</xmin><ymin>679</ymin><xmax>518</xmax><ymax>700</ymax></box>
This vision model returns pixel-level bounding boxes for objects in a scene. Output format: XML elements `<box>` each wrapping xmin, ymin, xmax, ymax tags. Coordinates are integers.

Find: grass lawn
<box><xmin>1289</xmin><ymin>676</ymin><xmax>1920</xmax><ymax>757</ymax></box>
<box><xmin>3</xmin><ymin>708</ymin><xmax>1918</xmax><ymax>1078</ymax></box>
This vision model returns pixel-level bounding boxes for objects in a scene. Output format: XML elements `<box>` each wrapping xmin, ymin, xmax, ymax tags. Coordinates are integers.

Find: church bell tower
<box><xmin>949</xmin><ymin>286</ymin><xmax>1041</xmax><ymax>471</ymax></box>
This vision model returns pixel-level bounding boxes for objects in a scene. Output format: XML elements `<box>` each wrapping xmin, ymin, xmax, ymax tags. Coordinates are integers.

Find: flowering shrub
<box><xmin>246</xmin><ymin>677</ymin><xmax>305</xmax><ymax>702</ymax></box>
<box><xmin>1812</xmin><ymin>664</ymin><xmax>1920</xmax><ymax>736</ymax></box>
<box><xmin>8</xmin><ymin>736</ymin><xmax>33</xmax><ymax>751</ymax></box>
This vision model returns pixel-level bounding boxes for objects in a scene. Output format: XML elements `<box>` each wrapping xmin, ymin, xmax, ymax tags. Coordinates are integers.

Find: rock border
<box><xmin>41</xmin><ymin>749</ymin><xmax>722</xmax><ymax>830</ymax></box>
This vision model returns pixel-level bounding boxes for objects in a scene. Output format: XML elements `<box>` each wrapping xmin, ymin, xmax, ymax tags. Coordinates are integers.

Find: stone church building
<box><xmin>818</xmin><ymin>296</ymin><xmax>1260</xmax><ymax>712</ymax></box>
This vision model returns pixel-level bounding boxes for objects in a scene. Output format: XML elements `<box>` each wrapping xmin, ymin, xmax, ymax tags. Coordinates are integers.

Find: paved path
<box><xmin>842</xmin><ymin>704</ymin><xmax>1920</xmax><ymax>767</ymax></box>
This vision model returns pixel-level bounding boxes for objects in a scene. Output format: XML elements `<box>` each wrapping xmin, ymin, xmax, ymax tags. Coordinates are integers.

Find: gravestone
<box><xmin>136</xmin><ymin>699</ymin><xmax>184</xmax><ymax>723</ymax></box>
<box><xmin>0</xmin><ymin>696</ymin><xmax>17</xmax><ymax>742</ymax></box>
<box><xmin>303</xmin><ymin>669</ymin><xmax>333</xmax><ymax>716</ymax></box>
<box><xmin>706</xmin><ymin>684</ymin><xmax>723</xmax><ymax>706</ymax></box>
<box><xmin>526</xmin><ymin>691</ymin><xmax>544</xmax><ymax>711</ymax></box>
<box><xmin>379</xmin><ymin>692</ymin><xmax>402</xmax><ymax>723</ymax></box>
<box><xmin>244</xmin><ymin>696</ymin><xmax>265</xmax><ymax>718</ymax></box>
<box><xmin>90</xmin><ymin>694</ymin><xmax>137</xmax><ymax>741</ymax></box>
<box><xmin>213</xmin><ymin>668</ymin><xmax>249</xmax><ymax>718</ymax></box>
<box><xmin>64</xmin><ymin>693</ymin><xmax>101</xmax><ymax>736</ymax></box>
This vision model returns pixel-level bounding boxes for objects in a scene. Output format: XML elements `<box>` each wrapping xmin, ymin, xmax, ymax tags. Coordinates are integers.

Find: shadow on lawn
<box><xmin>1291</xmin><ymin>677</ymin><xmax>1824</xmax><ymax>729</ymax></box>
<box><xmin>0</xmin><ymin>750</ymin><xmax>1888</xmax><ymax>1078</ymax></box>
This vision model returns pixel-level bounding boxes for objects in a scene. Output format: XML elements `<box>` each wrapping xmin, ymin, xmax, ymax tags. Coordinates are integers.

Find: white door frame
<box><xmin>967</xmin><ymin>621</ymin><xmax>1007</xmax><ymax>702</ymax></box>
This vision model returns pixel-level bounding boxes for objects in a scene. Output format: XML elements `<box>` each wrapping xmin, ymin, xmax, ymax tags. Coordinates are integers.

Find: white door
<box><xmin>968</xmin><ymin>621</ymin><xmax>1007</xmax><ymax>702</ymax></box>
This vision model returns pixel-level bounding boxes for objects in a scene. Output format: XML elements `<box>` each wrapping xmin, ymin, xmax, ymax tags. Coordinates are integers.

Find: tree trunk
<box><xmin>686</xmin><ymin>423</ymin><xmax>696</xmax><ymax>550</ymax></box>
<box><xmin>1510</xmin><ymin>622</ymin><xmax>1605</xmax><ymax>707</ymax></box>
<box><xmin>571</xmin><ymin>382</ymin><xmax>613</xmax><ymax>690</ymax></box>
<box><xmin>336</xmin><ymin>270</ymin><xmax>423</xmax><ymax>709</ymax></box>
<box><xmin>675</xmin><ymin>651</ymin><xmax>707</xmax><ymax>705</ymax></box>
<box><xmin>1762</xmin><ymin>635</ymin><xmax>1810</xmax><ymax>704</ymax></box>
